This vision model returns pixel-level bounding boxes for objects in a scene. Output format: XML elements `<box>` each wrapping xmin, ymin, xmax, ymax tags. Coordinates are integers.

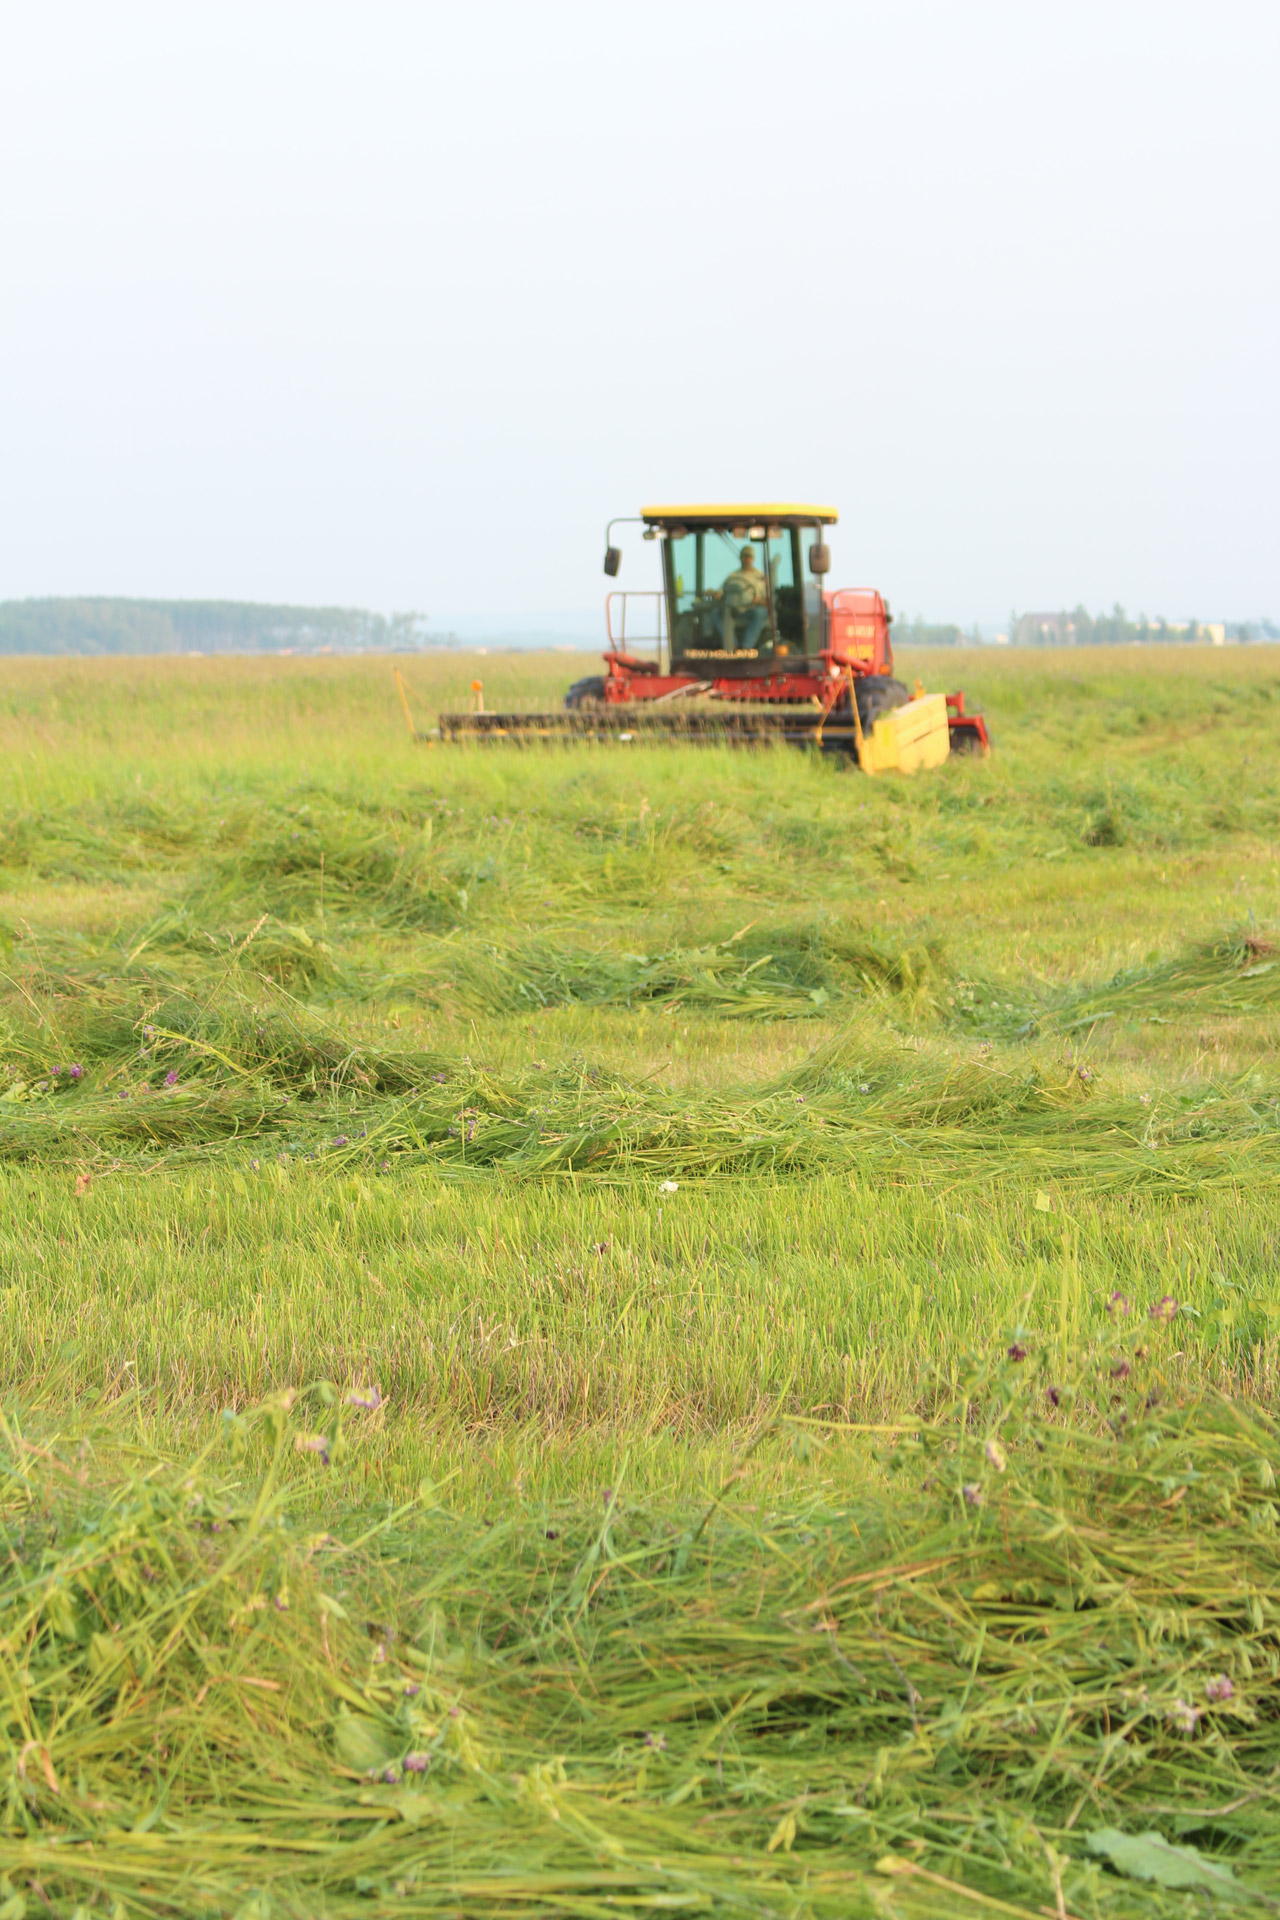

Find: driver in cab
<box><xmin>705</xmin><ymin>544</ymin><xmax>770</xmax><ymax>650</ymax></box>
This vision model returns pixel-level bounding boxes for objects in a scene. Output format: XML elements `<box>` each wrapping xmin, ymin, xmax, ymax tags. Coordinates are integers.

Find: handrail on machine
<box><xmin>605</xmin><ymin>591</ymin><xmax>667</xmax><ymax>669</ymax></box>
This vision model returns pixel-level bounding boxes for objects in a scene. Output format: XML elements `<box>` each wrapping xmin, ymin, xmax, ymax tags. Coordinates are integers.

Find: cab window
<box><xmin>668</xmin><ymin>525</ymin><xmax>804</xmax><ymax>657</ymax></box>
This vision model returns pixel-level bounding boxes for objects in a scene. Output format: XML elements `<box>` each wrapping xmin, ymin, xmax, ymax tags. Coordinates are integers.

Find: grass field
<box><xmin>1</xmin><ymin>645</ymin><xmax>1279</xmax><ymax>1915</ymax></box>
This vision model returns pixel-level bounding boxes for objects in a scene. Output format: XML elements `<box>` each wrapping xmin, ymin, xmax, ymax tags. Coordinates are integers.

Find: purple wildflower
<box><xmin>165</xmin><ymin>1070</ymin><xmax>179</xmax><ymax>1087</ymax></box>
<box><xmin>334</xmin><ymin>1135</ymin><xmax>348</xmax><ymax>1147</ymax></box>
<box><xmin>404</xmin><ymin>1752</ymin><xmax>429</xmax><ymax>1772</ymax></box>
<box><xmin>962</xmin><ymin>1482</ymin><xmax>983</xmax><ymax>1507</ymax></box>
<box><xmin>1149</xmin><ymin>1295</ymin><xmax>1178</xmax><ymax>1324</ymax></box>
<box><xmin>1007</xmin><ymin>1342</ymin><xmax>1027</xmax><ymax>1362</ymax></box>
<box><xmin>382</xmin><ymin>1766</ymin><xmax>400</xmax><ymax>1784</ymax></box>
<box><xmin>1106</xmin><ymin>1291</ymin><xmax>1130</xmax><ymax>1318</ymax></box>
<box><xmin>51</xmin><ymin>1066</ymin><xmax>60</xmax><ymax>1077</ymax></box>
<box><xmin>346</xmin><ymin>1386</ymin><xmax>382</xmax><ymax>1411</ymax></box>
<box><xmin>1170</xmin><ymin>1699</ymin><xmax>1201</xmax><ymax>1733</ymax></box>
<box><xmin>1206</xmin><ymin>1675</ymin><xmax>1234</xmax><ymax>1703</ymax></box>
<box><xmin>68</xmin><ymin>1063</ymin><xmax>83</xmax><ymax>1081</ymax></box>
<box><xmin>1045</xmin><ymin>1386</ymin><xmax>1061</xmax><ymax>1407</ymax></box>
<box><xmin>644</xmin><ymin>1731</ymin><xmax>667</xmax><ymax>1751</ymax></box>
<box><xmin>1111</xmin><ymin>1358</ymin><xmax>1131</xmax><ymax>1380</ymax></box>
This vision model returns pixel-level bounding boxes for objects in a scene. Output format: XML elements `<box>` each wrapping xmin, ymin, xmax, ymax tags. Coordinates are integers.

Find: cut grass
<box><xmin>2</xmin><ymin>1328</ymin><xmax>1277</xmax><ymax>1917</ymax></box>
<box><xmin>1</xmin><ymin>645</ymin><xmax>1280</xmax><ymax>1913</ymax></box>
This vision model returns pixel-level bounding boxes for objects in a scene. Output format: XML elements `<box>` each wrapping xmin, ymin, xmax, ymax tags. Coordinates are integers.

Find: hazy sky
<box><xmin>2</xmin><ymin>1</ymin><xmax>1276</xmax><ymax>626</ymax></box>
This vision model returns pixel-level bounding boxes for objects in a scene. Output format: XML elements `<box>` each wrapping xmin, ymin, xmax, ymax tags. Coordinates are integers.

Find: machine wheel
<box><xmin>948</xmin><ymin>718</ymin><xmax>989</xmax><ymax>754</ymax></box>
<box><xmin>564</xmin><ymin>675</ymin><xmax>607</xmax><ymax>711</ymax></box>
<box><xmin>854</xmin><ymin>674</ymin><xmax>910</xmax><ymax>728</ymax></box>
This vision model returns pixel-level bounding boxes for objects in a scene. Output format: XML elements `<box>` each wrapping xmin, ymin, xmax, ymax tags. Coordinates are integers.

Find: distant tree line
<box><xmin>1010</xmin><ymin>604</ymin><xmax>1277</xmax><ymax>647</ymax></box>
<box><xmin>0</xmin><ymin>598</ymin><xmax>441</xmax><ymax>656</ymax></box>
<box><xmin>891</xmin><ymin>615</ymin><xmax>974</xmax><ymax>647</ymax></box>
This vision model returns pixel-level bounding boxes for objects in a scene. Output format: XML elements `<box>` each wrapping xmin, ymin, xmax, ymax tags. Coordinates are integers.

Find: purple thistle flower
<box><xmin>1149</xmin><ymin>1295</ymin><xmax>1178</xmax><ymax>1324</ymax></box>
<box><xmin>165</xmin><ymin>1070</ymin><xmax>179</xmax><ymax>1087</ymax></box>
<box><xmin>1206</xmin><ymin>1674</ymin><xmax>1234</xmax><ymax>1703</ymax></box>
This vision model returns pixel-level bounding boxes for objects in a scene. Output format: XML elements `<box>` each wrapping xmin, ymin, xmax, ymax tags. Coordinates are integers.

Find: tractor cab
<box><xmin>604</xmin><ymin>503</ymin><xmax>894</xmax><ymax>686</ymax></box>
<box><xmin>653</xmin><ymin>503</ymin><xmax>835</xmax><ymax>674</ymax></box>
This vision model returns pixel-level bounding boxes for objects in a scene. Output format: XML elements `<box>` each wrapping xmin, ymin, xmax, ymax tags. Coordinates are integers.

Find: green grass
<box><xmin>1</xmin><ymin>643</ymin><xmax>1280</xmax><ymax>1913</ymax></box>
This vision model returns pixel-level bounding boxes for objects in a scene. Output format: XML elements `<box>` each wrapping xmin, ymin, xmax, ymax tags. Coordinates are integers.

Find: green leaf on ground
<box><xmin>1086</xmin><ymin>1828</ymin><xmax>1247</xmax><ymax>1896</ymax></box>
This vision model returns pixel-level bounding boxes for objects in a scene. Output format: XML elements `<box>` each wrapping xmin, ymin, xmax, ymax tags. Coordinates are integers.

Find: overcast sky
<box><xmin>1</xmin><ymin>1</ymin><xmax>1276</xmax><ymax>627</ymax></box>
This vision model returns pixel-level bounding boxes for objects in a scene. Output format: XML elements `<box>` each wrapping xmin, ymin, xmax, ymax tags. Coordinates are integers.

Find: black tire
<box><xmin>853</xmin><ymin>674</ymin><xmax>910</xmax><ymax>728</ymax></box>
<box><xmin>949</xmin><ymin>718</ymin><xmax>987</xmax><ymax>754</ymax></box>
<box><xmin>564</xmin><ymin>675</ymin><xmax>607</xmax><ymax>711</ymax></box>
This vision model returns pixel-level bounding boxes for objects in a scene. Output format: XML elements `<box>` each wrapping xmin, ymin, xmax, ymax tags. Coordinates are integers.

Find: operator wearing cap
<box><xmin>702</xmin><ymin>544</ymin><xmax>770</xmax><ymax>650</ymax></box>
<box><xmin>721</xmin><ymin>544</ymin><xmax>768</xmax><ymax>613</ymax></box>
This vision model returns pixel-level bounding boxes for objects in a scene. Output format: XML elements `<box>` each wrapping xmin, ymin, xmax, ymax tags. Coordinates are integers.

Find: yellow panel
<box><xmin>862</xmin><ymin>695</ymin><xmax>951</xmax><ymax>776</ymax></box>
<box><xmin>641</xmin><ymin>502</ymin><xmax>838</xmax><ymax>525</ymax></box>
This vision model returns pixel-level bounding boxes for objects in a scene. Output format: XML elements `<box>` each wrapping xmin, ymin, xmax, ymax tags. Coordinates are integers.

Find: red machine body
<box><xmin>601</xmin><ymin>585</ymin><xmax>892</xmax><ymax>707</ymax></box>
<box><xmin>596</xmin><ymin>588</ymin><xmax>990</xmax><ymax>753</ymax></box>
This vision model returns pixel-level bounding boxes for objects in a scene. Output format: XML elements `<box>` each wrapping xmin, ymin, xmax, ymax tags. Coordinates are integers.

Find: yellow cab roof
<box><xmin>641</xmin><ymin>502</ymin><xmax>838</xmax><ymax>527</ymax></box>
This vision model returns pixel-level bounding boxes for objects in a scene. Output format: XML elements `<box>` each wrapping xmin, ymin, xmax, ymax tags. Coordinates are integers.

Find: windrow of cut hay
<box><xmin>1</xmin><ymin>936</ymin><xmax>1279</xmax><ymax>1190</ymax></box>
<box><xmin>0</xmin><ymin>1326</ymin><xmax>1276</xmax><ymax>1916</ymax></box>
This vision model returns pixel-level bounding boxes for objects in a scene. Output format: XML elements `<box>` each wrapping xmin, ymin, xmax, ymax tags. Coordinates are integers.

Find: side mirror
<box><xmin>809</xmin><ymin>542</ymin><xmax>831</xmax><ymax>576</ymax></box>
<box><xmin>604</xmin><ymin>546</ymin><xmax>621</xmax><ymax>577</ymax></box>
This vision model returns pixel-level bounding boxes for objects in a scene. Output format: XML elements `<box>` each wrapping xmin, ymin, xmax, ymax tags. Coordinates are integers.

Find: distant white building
<box><xmin>1014</xmin><ymin>612</ymin><xmax>1075</xmax><ymax>645</ymax></box>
